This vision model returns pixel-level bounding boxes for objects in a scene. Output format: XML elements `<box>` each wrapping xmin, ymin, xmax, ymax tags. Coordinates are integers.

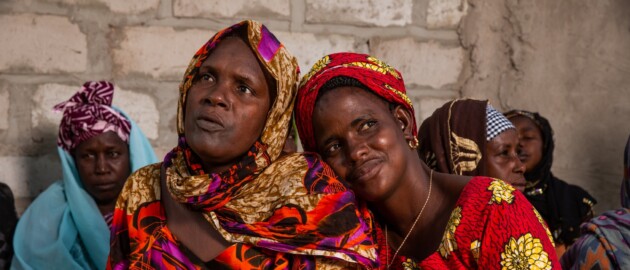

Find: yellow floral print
<box><xmin>344</xmin><ymin>56</ymin><xmax>401</xmax><ymax>79</ymax></box>
<box><xmin>488</xmin><ymin>179</ymin><xmax>515</xmax><ymax>204</ymax></box>
<box><xmin>500</xmin><ymin>233</ymin><xmax>552</xmax><ymax>270</ymax></box>
<box><xmin>367</xmin><ymin>56</ymin><xmax>401</xmax><ymax>79</ymax></box>
<box><xmin>470</xmin><ymin>240</ymin><xmax>481</xmax><ymax>262</ymax></box>
<box><xmin>533</xmin><ymin>208</ymin><xmax>555</xmax><ymax>247</ymax></box>
<box><xmin>438</xmin><ymin>206</ymin><xmax>462</xmax><ymax>258</ymax></box>
<box><xmin>384</xmin><ymin>84</ymin><xmax>413</xmax><ymax>107</ymax></box>
<box><xmin>402</xmin><ymin>258</ymin><xmax>420</xmax><ymax>270</ymax></box>
<box><xmin>299</xmin><ymin>55</ymin><xmax>330</xmax><ymax>88</ymax></box>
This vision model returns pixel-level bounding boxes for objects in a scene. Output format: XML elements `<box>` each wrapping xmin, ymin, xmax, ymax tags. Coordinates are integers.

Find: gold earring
<box><xmin>408</xmin><ymin>137</ymin><xmax>419</xmax><ymax>149</ymax></box>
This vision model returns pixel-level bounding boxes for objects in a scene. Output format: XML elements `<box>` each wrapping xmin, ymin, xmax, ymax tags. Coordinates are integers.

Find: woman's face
<box><xmin>485</xmin><ymin>129</ymin><xmax>527</xmax><ymax>191</ymax></box>
<box><xmin>184</xmin><ymin>37</ymin><xmax>272</xmax><ymax>173</ymax></box>
<box><xmin>74</xmin><ymin>131</ymin><xmax>131</xmax><ymax>206</ymax></box>
<box><xmin>312</xmin><ymin>86</ymin><xmax>412</xmax><ymax>202</ymax></box>
<box><xmin>510</xmin><ymin>115</ymin><xmax>543</xmax><ymax>172</ymax></box>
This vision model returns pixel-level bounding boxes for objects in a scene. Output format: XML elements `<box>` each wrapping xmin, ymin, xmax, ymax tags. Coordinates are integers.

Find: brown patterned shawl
<box><xmin>417</xmin><ymin>99</ymin><xmax>488</xmax><ymax>176</ymax></box>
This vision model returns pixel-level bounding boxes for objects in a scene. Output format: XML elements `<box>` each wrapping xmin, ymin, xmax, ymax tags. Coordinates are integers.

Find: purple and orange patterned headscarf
<box><xmin>54</xmin><ymin>81</ymin><xmax>130</xmax><ymax>151</ymax></box>
<box><xmin>295</xmin><ymin>52</ymin><xmax>415</xmax><ymax>152</ymax></box>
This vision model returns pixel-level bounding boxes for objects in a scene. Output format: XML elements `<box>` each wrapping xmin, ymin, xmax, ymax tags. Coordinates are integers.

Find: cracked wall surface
<box><xmin>459</xmin><ymin>0</ymin><xmax>630</xmax><ymax>213</ymax></box>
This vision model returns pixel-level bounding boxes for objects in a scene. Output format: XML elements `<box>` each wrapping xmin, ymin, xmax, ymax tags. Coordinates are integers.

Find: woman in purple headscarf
<box><xmin>561</xmin><ymin>135</ymin><xmax>630</xmax><ymax>269</ymax></box>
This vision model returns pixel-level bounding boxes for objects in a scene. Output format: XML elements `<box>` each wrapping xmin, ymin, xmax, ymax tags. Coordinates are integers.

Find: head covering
<box><xmin>294</xmin><ymin>52</ymin><xmax>414</xmax><ymax>152</ymax></box>
<box><xmin>108</xmin><ymin>21</ymin><xmax>378</xmax><ymax>269</ymax></box>
<box><xmin>12</xmin><ymin>82</ymin><xmax>157</xmax><ymax>270</ymax></box>
<box><xmin>561</xmin><ymin>135</ymin><xmax>630</xmax><ymax>269</ymax></box>
<box><xmin>54</xmin><ymin>81</ymin><xmax>131</xmax><ymax>151</ymax></box>
<box><xmin>486</xmin><ymin>104</ymin><xmax>515</xmax><ymax>141</ymax></box>
<box><xmin>417</xmin><ymin>99</ymin><xmax>488</xmax><ymax>176</ymax></box>
<box><xmin>504</xmin><ymin>109</ymin><xmax>596</xmax><ymax>245</ymax></box>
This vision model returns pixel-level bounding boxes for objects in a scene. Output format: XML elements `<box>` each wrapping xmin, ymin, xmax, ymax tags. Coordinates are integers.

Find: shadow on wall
<box><xmin>18</xmin><ymin>129</ymin><xmax>61</xmax><ymax>215</ymax></box>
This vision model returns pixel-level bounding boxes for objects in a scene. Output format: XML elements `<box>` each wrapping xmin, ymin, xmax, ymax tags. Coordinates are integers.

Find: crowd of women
<box><xmin>1</xmin><ymin>20</ymin><xmax>627</xmax><ymax>270</ymax></box>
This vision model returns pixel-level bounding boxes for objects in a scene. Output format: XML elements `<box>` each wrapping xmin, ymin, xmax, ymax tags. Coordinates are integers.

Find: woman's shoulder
<box><xmin>551</xmin><ymin>176</ymin><xmax>597</xmax><ymax>205</ymax></box>
<box><xmin>21</xmin><ymin>181</ymin><xmax>66</xmax><ymax>215</ymax></box>
<box><xmin>116</xmin><ymin>162</ymin><xmax>162</xmax><ymax>214</ymax></box>
<box><xmin>456</xmin><ymin>176</ymin><xmax>534</xmax><ymax>211</ymax></box>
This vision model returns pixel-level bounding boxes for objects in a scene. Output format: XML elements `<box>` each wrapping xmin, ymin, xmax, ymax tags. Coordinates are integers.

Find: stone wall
<box><xmin>0</xmin><ymin>0</ymin><xmax>626</xmax><ymax>214</ymax></box>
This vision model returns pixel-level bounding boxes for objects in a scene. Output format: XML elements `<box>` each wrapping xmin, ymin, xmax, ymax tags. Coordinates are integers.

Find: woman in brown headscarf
<box><xmin>417</xmin><ymin>99</ymin><xmax>527</xmax><ymax>192</ymax></box>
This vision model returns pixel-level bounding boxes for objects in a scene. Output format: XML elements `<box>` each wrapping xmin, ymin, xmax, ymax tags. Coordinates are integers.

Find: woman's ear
<box><xmin>392</xmin><ymin>105</ymin><xmax>414</xmax><ymax>139</ymax></box>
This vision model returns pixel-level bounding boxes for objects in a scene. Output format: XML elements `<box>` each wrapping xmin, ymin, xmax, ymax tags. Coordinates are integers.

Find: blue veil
<box><xmin>11</xmin><ymin>109</ymin><xmax>157</xmax><ymax>270</ymax></box>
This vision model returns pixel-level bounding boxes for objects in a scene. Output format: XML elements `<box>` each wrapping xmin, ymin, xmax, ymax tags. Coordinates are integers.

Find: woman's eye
<box><xmin>237</xmin><ymin>85</ymin><xmax>253</xmax><ymax>94</ymax></box>
<box><xmin>325</xmin><ymin>143</ymin><xmax>341</xmax><ymax>156</ymax></box>
<box><xmin>359</xmin><ymin>120</ymin><xmax>377</xmax><ymax>132</ymax></box>
<box><xmin>200</xmin><ymin>73</ymin><xmax>216</xmax><ymax>83</ymax></box>
<box><xmin>109</xmin><ymin>151</ymin><xmax>120</xmax><ymax>158</ymax></box>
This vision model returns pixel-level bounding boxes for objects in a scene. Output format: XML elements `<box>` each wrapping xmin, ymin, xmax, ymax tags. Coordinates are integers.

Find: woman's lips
<box><xmin>197</xmin><ymin>114</ymin><xmax>224</xmax><ymax>132</ymax></box>
<box><xmin>94</xmin><ymin>181</ymin><xmax>118</xmax><ymax>192</ymax></box>
<box><xmin>510</xmin><ymin>178</ymin><xmax>527</xmax><ymax>192</ymax></box>
<box><xmin>350</xmin><ymin>159</ymin><xmax>383</xmax><ymax>184</ymax></box>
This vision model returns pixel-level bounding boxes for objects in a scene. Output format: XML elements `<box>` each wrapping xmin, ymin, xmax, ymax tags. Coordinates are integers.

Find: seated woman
<box><xmin>505</xmin><ymin>110</ymin><xmax>596</xmax><ymax>255</ymax></box>
<box><xmin>107</xmin><ymin>21</ymin><xmax>377</xmax><ymax>269</ymax></box>
<box><xmin>0</xmin><ymin>182</ymin><xmax>18</xmax><ymax>269</ymax></box>
<box><xmin>295</xmin><ymin>52</ymin><xmax>559</xmax><ymax>269</ymax></box>
<box><xmin>561</xmin><ymin>135</ymin><xmax>630</xmax><ymax>269</ymax></box>
<box><xmin>417</xmin><ymin>99</ymin><xmax>527</xmax><ymax>192</ymax></box>
<box><xmin>12</xmin><ymin>81</ymin><xmax>157</xmax><ymax>269</ymax></box>
<box><xmin>561</xmin><ymin>137</ymin><xmax>630</xmax><ymax>269</ymax></box>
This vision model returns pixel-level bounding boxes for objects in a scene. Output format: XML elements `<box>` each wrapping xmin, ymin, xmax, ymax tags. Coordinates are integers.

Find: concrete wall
<box><xmin>0</xmin><ymin>0</ymin><xmax>626</xmax><ymax>214</ymax></box>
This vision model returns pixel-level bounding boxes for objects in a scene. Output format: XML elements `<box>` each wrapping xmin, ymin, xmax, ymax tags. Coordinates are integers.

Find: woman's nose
<box><xmin>347</xmin><ymin>139</ymin><xmax>369</xmax><ymax>164</ymax></box>
<box><xmin>95</xmin><ymin>155</ymin><xmax>108</xmax><ymax>174</ymax></box>
<box><xmin>513</xmin><ymin>155</ymin><xmax>526</xmax><ymax>174</ymax></box>
<box><xmin>204</xmin><ymin>83</ymin><xmax>230</xmax><ymax>109</ymax></box>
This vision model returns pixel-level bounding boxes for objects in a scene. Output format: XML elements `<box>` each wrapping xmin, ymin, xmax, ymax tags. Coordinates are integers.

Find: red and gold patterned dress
<box><xmin>379</xmin><ymin>176</ymin><xmax>560</xmax><ymax>269</ymax></box>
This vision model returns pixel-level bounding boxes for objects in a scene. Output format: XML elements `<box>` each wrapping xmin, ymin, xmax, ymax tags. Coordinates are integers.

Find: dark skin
<box><xmin>509</xmin><ymin>116</ymin><xmax>568</xmax><ymax>255</ymax></box>
<box><xmin>183</xmin><ymin>37</ymin><xmax>272</xmax><ymax>174</ymax></box>
<box><xmin>485</xmin><ymin>129</ymin><xmax>527</xmax><ymax>192</ymax></box>
<box><xmin>509</xmin><ymin>115</ymin><xmax>543</xmax><ymax>173</ymax></box>
<box><xmin>163</xmin><ymin>36</ymin><xmax>273</xmax><ymax>261</ymax></box>
<box><xmin>312</xmin><ymin>87</ymin><xmax>469</xmax><ymax>262</ymax></box>
<box><xmin>73</xmin><ymin>131</ymin><xmax>131</xmax><ymax>215</ymax></box>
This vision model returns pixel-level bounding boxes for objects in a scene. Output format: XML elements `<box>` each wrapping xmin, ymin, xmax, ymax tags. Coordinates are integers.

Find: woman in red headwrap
<box><xmin>295</xmin><ymin>53</ymin><xmax>560</xmax><ymax>269</ymax></box>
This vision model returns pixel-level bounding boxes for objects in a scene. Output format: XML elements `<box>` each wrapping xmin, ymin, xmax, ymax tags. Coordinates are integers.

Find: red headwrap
<box><xmin>295</xmin><ymin>52</ymin><xmax>415</xmax><ymax>152</ymax></box>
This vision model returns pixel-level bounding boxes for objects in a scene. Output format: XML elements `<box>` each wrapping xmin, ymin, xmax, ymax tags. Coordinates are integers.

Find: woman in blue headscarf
<box><xmin>11</xmin><ymin>81</ymin><xmax>157</xmax><ymax>270</ymax></box>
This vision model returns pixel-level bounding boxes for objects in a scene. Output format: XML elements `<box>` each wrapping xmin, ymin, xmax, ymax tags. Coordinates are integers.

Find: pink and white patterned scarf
<box><xmin>54</xmin><ymin>81</ymin><xmax>131</xmax><ymax>151</ymax></box>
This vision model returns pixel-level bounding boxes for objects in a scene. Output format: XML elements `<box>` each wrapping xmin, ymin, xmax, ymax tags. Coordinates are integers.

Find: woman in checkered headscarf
<box><xmin>417</xmin><ymin>99</ymin><xmax>527</xmax><ymax>192</ymax></box>
<box><xmin>294</xmin><ymin>53</ymin><xmax>560</xmax><ymax>269</ymax></box>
